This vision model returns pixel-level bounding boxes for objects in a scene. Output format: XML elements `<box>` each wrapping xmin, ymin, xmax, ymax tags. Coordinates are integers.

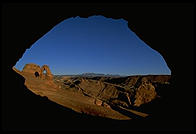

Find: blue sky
<box><xmin>15</xmin><ymin>15</ymin><xmax>171</xmax><ymax>76</ymax></box>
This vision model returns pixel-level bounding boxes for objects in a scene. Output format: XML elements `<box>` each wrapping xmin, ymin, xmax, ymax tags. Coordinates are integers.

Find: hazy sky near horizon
<box><xmin>15</xmin><ymin>15</ymin><xmax>171</xmax><ymax>76</ymax></box>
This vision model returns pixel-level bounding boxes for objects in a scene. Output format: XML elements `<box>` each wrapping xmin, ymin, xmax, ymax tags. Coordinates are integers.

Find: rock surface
<box><xmin>40</xmin><ymin>65</ymin><xmax>53</xmax><ymax>80</ymax></box>
<box><xmin>14</xmin><ymin>63</ymin><xmax>171</xmax><ymax>120</ymax></box>
<box><xmin>134</xmin><ymin>78</ymin><xmax>157</xmax><ymax>107</ymax></box>
<box><xmin>55</xmin><ymin>74</ymin><xmax>170</xmax><ymax>108</ymax></box>
<box><xmin>22</xmin><ymin>63</ymin><xmax>42</xmax><ymax>75</ymax></box>
<box><xmin>22</xmin><ymin>63</ymin><xmax>53</xmax><ymax>80</ymax></box>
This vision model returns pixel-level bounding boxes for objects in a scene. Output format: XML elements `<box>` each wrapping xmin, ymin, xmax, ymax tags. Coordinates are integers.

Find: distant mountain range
<box><xmin>54</xmin><ymin>73</ymin><xmax>125</xmax><ymax>77</ymax></box>
<box><xmin>54</xmin><ymin>73</ymin><xmax>171</xmax><ymax>78</ymax></box>
<box><xmin>80</xmin><ymin>73</ymin><xmax>123</xmax><ymax>77</ymax></box>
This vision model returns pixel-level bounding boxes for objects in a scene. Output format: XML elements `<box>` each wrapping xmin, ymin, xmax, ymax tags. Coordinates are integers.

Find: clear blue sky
<box><xmin>15</xmin><ymin>15</ymin><xmax>171</xmax><ymax>76</ymax></box>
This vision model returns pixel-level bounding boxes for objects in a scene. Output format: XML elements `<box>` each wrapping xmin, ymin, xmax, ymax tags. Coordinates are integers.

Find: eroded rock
<box><xmin>22</xmin><ymin>63</ymin><xmax>42</xmax><ymax>76</ymax></box>
<box><xmin>40</xmin><ymin>65</ymin><xmax>53</xmax><ymax>80</ymax></box>
<box><xmin>134</xmin><ymin>78</ymin><xmax>157</xmax><ymax>107</ymax></box>
<box><xmin>22</xmin><ymin>63</ymin><xmax>53</xmax><ymax>80</ymax></box>
<box><xmin>102</xmin><ymin>102</ymin><xmax>111</xmax><ymax>108</ymax></box>
<box><xmin>94</xmin><ymin>99</ymin><xmax>103</xmax><ymax>106</ymax></box>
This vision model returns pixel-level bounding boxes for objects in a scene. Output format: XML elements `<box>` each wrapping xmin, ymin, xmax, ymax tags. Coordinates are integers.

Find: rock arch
<box><xmin>40</xmin><ymin>65</ymin><xmax>53</xmax><ymax>80</ymax></box>
<box><xmin>22</xmin><ymin>63</ymin><xmax>53</xmax><ymax>80</ymax></box>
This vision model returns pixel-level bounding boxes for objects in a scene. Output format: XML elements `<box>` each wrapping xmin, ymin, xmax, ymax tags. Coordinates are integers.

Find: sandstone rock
<box><xmin>22</xmin><ymin>63</ymin><xmax>42</xmax><ymax>76</ymax></box>
<box><xmin>102</xmin><ymin>102</ymin><xmax>111</xmax><ymax>108</ymax></box>
<box><xmin>94</xmin><ymin>99</ymin><xmax>103</xmax><ymax>106</ymax></box>
<box><xmin>94</xmin><ymin>99</ymin><xmax>111</xmax><ymax>108</ymax></box>
<box><xmin>40</xmin><ymin>65</ymin><xmax>53</xmax><ymax>80</ymax></box>
<box><xmin>22</xmin><ymin>63</ymin><xmax>53</xmax><ymax>80</ymax></box>
<box><xmin>134</xmin><ymin>81</ymin><xmax>157</xmax><ymax>107</ymax></box>
<box><xmin>79</xmin><ymin>79</ymin><xmax>105</xmax><ymax>98</ymax></box>
<box><xmin>78</xmin><ymin>79</ymin><xmax>132</xmax><ymax>108</ymax></box>
<box><xmin>111</xmin><ymin>99</ymin><xmax>129</xmax><ymax>108</ymax></box>
<box><xmin>126</xmin><ymin>92</ymin><xmax>132</xmax><ymax>105</ymax></box>
<box><xmin>53</xmin><ymin>74</ymin><xmax>169</xmax><ymax>109</ymax></box>
<box><xmin>126</xmin><ymin>76</ymin><xmax>140</xmax><ymax>87</ymax></box>
<box><xmin>97</xmin><ymin>84</ymin><xmax>120</xmax><ymax>101</ymax></box>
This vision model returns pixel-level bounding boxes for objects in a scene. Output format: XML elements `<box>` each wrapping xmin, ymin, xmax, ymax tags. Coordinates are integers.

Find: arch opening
<box><xmin>34</xmin><ymin>71</ymin><xmax>39</xmax><ymax>78</ymax></box>
<box><xmin>43</xmin><ymin>70</ymin><xmax>46</xmax><ymax>74</ymax></box>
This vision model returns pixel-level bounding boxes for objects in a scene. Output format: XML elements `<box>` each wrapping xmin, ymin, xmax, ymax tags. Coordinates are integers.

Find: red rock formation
<box><xmin>40</xmin><ymin>65</ymin><xmax>53</xmax><ymax>80</ymax></box>
<box><xmin>22</xmin><ymin>63</ymin><xmax>53</xmax><ymax>80</ymax></box>
<box><xmin>94</xmin><ymin>99</ymin><xmax>103</xmax><ymax>106</ymax></box>
<box><xmin>134</xmin><ymin>78</ymin><xmax>157</xmax><ymax>107</ymax></box>
<box><xmin>22</xmin><ymin>63</ymin><xmax>42</xmax><ymax>76</ymax></box>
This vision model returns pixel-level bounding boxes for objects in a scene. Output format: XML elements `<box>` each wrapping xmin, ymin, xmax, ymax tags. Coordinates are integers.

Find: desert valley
<box><xmin>13</xmin><ymin>63</ymin><xmax>171</xmax><ymax>120</ymax></box>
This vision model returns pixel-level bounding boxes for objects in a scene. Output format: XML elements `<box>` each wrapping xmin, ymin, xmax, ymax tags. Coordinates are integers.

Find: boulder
<box><xmin>94</xmin><ymin>99</ymin><xmax>103</xmax><ymax>106</ymax></box>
